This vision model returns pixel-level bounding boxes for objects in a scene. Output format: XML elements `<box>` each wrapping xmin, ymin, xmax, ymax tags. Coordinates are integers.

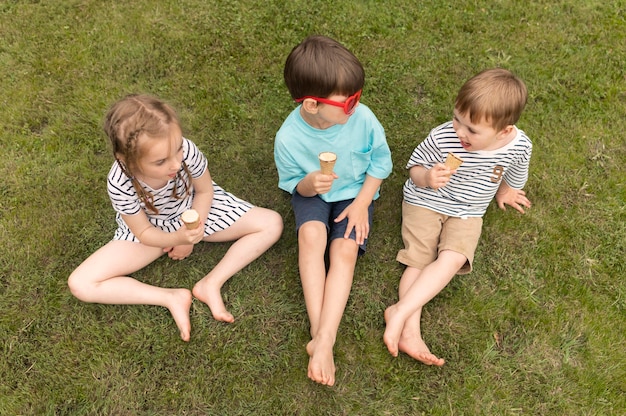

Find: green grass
<box><xmin>1</xmin><ymin>0</ymin><xmax>624</xmax><ymax>414</ymax></box>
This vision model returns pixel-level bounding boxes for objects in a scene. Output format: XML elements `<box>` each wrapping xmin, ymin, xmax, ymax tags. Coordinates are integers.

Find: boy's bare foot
<box><xmin>166</xmin><ymin>288</ymin><xmax>193</xmax><ymax>342</ymax></box>
<box><xmin>398</xmin><ymin>330</ymin><xmax>445</xmax><ymax>366</ymax></box>
<box><xmin>306</xmin><ymin>337</ymin><xmax>336</xmax><ymax>386</ymax></box>
<box><xmin>383</xmin><ymin>305</ymin><xmax>405</xmax><ymax>357</ymax></box>
<box><xmin>192</xmin><ymin>278</ymin><xmax>234</xmax><ymax>323</ymax></box>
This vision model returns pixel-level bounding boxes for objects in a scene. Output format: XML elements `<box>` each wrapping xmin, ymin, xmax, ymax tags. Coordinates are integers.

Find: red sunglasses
<box><xmin>295</xmin><ymin>90</ymin><xmax>362</xmax><ymax>115</ymax></box>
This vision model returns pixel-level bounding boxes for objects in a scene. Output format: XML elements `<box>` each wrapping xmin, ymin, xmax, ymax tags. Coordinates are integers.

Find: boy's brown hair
<box><xmin>284</xmin><ymin>35</ymin><xmax>364</xmax><ymax>100</ymax></box>
<box><xmin>455</xmin><ymin>68</ymin><xmax>527</xmax><ymax>132</ymax></box>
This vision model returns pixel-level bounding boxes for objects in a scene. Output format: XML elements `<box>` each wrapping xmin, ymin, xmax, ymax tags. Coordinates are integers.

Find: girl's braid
<box><xmin>121</xmin><ymin>128</ymin><xmax>158</xmax><ymax>214</ymax></box>
<box><xmin>105</xmin><ymin>94</ymin><xmax>193</xmax><ymax>216</ymax></box>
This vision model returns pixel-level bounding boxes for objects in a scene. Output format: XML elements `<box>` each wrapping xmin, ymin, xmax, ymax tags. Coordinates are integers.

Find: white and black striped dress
<box><xmin>403</xmin><ymin>121</ymin><xmax>532</xmax><ymax>218</ymax></box>
<box><xmin>107</xmin><ymin>138</ymin><xmax>252</xmax><ymax>242</ymax></box>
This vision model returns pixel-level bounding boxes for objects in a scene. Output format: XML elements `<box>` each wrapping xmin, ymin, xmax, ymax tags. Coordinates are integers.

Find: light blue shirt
<box><xmin>274</xmin><ymin>104</ymin><xmax>392</xmax><ymax>202</ymax></box>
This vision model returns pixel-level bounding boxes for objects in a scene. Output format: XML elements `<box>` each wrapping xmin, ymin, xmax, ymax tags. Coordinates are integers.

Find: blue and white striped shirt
<box><xmin>403</xmin><ymin>121</ymin><xmax>532</xmax><ymax>218</ymax></box>
<box><xmin>107</xmin><ymin>137</ymin><xmax>251</xmax><ymax>242</ymax></box>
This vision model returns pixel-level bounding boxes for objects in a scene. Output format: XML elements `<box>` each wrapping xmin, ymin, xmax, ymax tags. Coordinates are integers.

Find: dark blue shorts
<box><xmin>291</xmin><ymin>192</ymin><xmax>374</xmax><ymax>254</ymax></box>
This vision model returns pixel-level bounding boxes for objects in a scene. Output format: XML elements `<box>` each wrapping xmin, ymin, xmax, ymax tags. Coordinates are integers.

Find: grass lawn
<box><xmin>1</xmin><ymin>0</ymin><xmax>624</xmax><ymax>414</ymax></box>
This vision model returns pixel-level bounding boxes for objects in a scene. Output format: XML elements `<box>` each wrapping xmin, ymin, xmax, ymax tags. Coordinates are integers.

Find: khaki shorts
<box><xmin>396</xmin><ymin>202</ymin><xmax>483</xmax><ymax>274</ymax></box>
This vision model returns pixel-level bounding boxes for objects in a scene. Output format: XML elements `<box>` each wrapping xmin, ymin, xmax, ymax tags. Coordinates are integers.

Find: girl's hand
<box><xmin>179</xmin><ymin>223</ymin><xmax>205</xmax><ymax>245</ymax></box>
<box><xmin>427</xmin><ymin>163</ymin><xmax>455</xmax><ymax>189</ymax></box>
<box><xmin>164</xmin><ymin>244</ymin><xmax>194</xmax><ymax>260</ymax></box>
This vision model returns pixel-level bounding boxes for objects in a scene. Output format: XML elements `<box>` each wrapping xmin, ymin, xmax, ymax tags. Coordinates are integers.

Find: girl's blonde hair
<box><xmin>104</xmin><ymin>94</ymin><xmax>192</xmax><ymax>214</ymax></box>
<box><xmin>455</xmin><ymin>68</ymin><xmax>527</xmax><ymax>132</ymax></box>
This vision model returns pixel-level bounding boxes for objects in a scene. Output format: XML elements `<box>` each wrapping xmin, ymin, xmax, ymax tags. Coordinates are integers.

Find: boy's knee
<box><xmin>298</xmin><ymin>221</ymin><xmax>327</xmax><ymax>247</ymax></box>
<box><xmin>439</xmin><ymin>250</ymin><xmax>468</xmax><ymax>269</ymax></box>
<box><xmin>298</xmin><ymin>221</ymin><xmax>328</xmax><ymax>252</ymax></box>
<box><xmin>329</xmin><ymin>237</ymin><xmax>360</xmax><ymax>258</ymax></box>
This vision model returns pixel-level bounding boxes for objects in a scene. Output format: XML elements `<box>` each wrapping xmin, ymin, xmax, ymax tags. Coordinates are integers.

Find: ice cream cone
<box><xmin>181</xmin><ymin>209</ymin><xmax>200</xmax><ymax>229</ymax></box>
<box><xmin>444</xmin><ymin>152</ymin><xmax>464</xmax><ymax>170</ymax></box>
<box><xmin>319</xmin><ymin>152</ymin><xmax>337</xmax><ymax>175</ymax></box>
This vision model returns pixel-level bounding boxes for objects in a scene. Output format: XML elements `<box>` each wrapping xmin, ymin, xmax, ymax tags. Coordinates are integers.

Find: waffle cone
<box><xmin>319</xmin><ymin>152</ymin><xmax>337</xmax><ymax>175</ymax></box>
<box><xmin>444</xmin><ymin>152</ymin><xmax>464</xmax><ymax>170</ymax></box>
<box><xmin>181</xmin><ymin>209</ymin><xmax>200</xmax><ymax>229</ymax></box>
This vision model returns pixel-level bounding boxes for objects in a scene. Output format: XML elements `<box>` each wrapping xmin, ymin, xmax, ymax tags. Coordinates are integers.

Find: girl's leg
<box><xmin>192</xmin><ymin>207</ymin><xmax>282</xmax><ymax>322</ymax></box>
<box><xmin>68</xmin><ymin>241</ymin><xmax>193</xmax><ymax>341</ymax></box>
<box><xmin>306</xmin><ymin>238</ymin><xmax>359</xmax><ymax>386</ymax></box>
<box><xmin>383</xmin><ymin>250</ymin><xmax>466</xmax><ymax>359</ymax></box>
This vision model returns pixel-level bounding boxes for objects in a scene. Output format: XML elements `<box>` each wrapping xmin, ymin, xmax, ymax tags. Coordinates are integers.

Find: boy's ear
<box><xmin>499</xmin><ymin>125</ymin><xmax>514</xmax><ymax>138</ymax></box>
<box><xmin>301</xmin><ymin>98</ymin><xmax>319</xmax><ymax>114</ymax></box>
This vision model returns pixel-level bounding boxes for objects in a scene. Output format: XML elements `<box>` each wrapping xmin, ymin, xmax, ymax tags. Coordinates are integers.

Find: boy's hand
<box><xmin>311</xmin><ymin>171</ymin><xmax>338</xmax><ymax>195</ymax></box>
<box><xmin>496</xmin><ymin>185</ymin><xmax>531</xmax><ymax>214</ymax></box>
<box><xmin>427</xmin><ymin>163</ymin><xmax>456</xmax><ymax>189</ymax></box>
<box><xmin>335</xmin><ymin>201</ymin><xmax>369</xmax><ymax>245</ymax></box>
<box><xmin>164</xmin><ymin>244</ymin><xmax>194</xmax><ymax>260</ymax></box>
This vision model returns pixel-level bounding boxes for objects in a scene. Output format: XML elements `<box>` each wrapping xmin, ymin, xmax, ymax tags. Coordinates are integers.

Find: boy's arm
<box><xmin>497</xmin><ymin>138</ymin><xmax>532</xmax><ymax>214</ymax></box>
<box><xmin>495</xmin><ymin>181</ymin><xmax>531</xmax><ymax>214</ymax></box>
<box><xmin>409</xmin><ymin>164</ymin><xmax>456</xmax><ymax>190</ymax></box>
<box><xmin>334</xmin><ymin>175</ymin><xmax>383</xmax><ymax>244</ymax></box>
<box><xmin>295</xmin><ymin>171</ymin><xmax>337</xmax><ymax>197</ymax></box>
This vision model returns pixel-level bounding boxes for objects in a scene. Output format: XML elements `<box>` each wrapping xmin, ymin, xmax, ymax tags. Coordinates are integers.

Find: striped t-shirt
<box><xmin>403</xmin><ymin>121</ymin><xmax>532</xmax><ymax>218</ymax></box>
<box><xmin>107</xmin><ymin>137</ymin><xmax>252</xmax><ymax>242</ymax></box>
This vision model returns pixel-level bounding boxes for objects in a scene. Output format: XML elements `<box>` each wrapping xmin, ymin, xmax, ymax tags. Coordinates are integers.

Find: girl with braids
<box><xmin>68</xmin><ymin>94</ymin><xmax>283</xmax><ymax>341</ymax></box>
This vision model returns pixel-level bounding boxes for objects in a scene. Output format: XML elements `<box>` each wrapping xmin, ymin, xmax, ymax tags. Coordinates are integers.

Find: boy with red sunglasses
<box><xmin>274</xmin><ymin>35</ymin><xmax>392</xmax><ymax>386</ymax></box>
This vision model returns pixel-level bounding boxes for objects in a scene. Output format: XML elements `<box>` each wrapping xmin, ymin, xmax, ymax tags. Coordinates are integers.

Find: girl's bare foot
<box><xmin>192</xmin><ymin>278</ymin><xmax>234</xmax><ymax>323</ymax></box>
<box><xmin>166</xmin><ymin>288</ymin><xmax>193</xmax><ymax>341</ymax></box>
<box><xmin>398</xmin><ymin>330</ymin><xmax>445</xmax><ymax>366</ymax></box>
<box><xmin>306</xmin><ymin>337</ymin><xmax>336</xmax><ymax>386</ymax></box>
<box><xmin>383</xmin><ymin>305</ymin><xmax>405</xmax><ymax>357</ymax></box>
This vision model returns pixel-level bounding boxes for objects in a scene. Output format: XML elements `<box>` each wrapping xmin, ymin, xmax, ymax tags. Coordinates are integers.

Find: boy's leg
<box><xmin>68</xmin><ymin>240</ymin><xmax>193</xmax><ymax>341</ymax></box>
<box><xmin>306</xmin><ymin>237</ymin><xmax>359</xmax><ymax>386</ymax></box>
<box><xmin>287</xmin><ymin>193</ymin><xmax>332</xmax><ymax>337</ymax></box>
<box><xmin>395</xmin><ymin>266</ymin><xmax>445</xmax><ymax>366</ymax></box>
<box><xmin>297</xmin><ymin>220</ymin><xmax>329</xmax><ymax>337</ymax></box>
<box><xmin>193</xmin><ymin>207</ymin><xmax>283</xmax><ymax>322</ymax></box>
<box><xmin>384</xmin><ymin>250</ymin><xmax>466</xmax><ymax>359</ymax></box>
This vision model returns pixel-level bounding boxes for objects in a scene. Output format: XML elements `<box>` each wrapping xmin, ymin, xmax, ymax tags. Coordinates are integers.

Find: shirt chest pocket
<box><xmin>350</xmin><ymin>149</ymin><xmax>372</xmax><ymax>179</ymax></box>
